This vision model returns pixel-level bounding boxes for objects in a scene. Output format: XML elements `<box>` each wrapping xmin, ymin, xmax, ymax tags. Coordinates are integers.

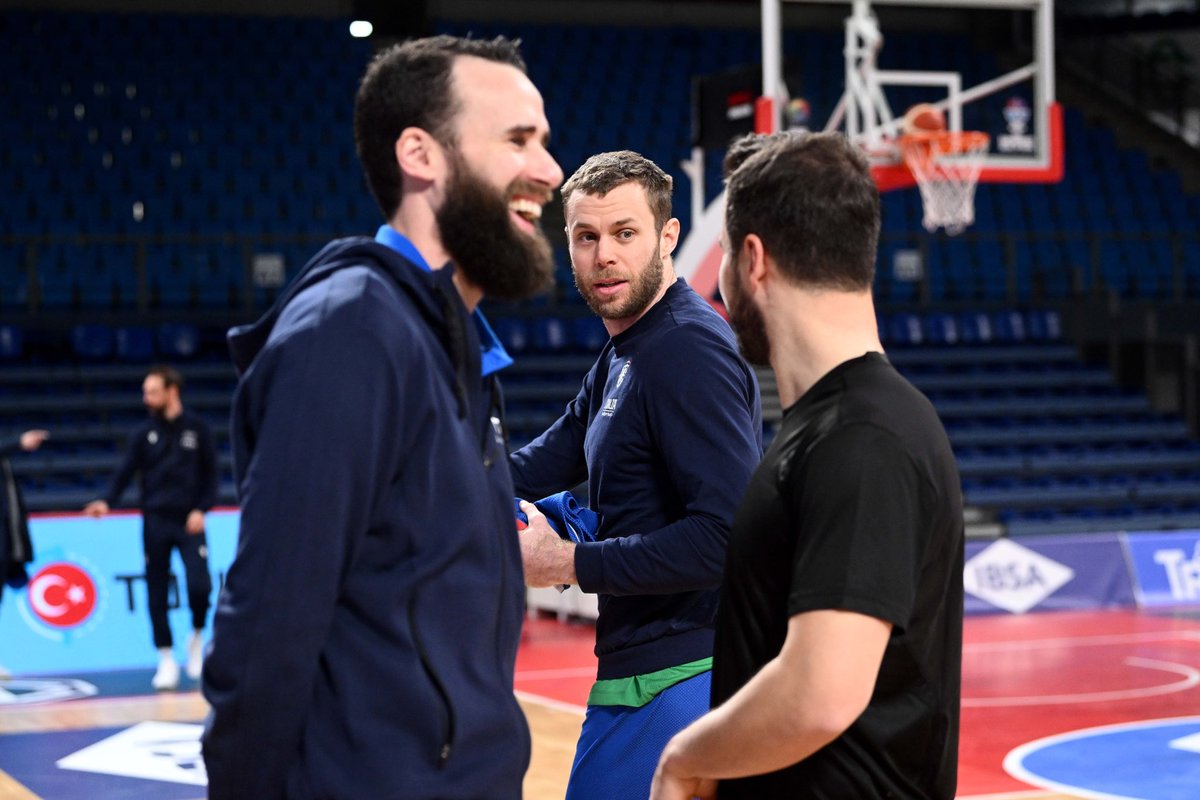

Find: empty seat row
<box><xmin>0</xmin><ymin>322</ymin><xmax>204</xmax><ymax>362</ymax></box>
<box><xmin>881</xmin><ymin>309</ymin><xmax>1063</xmax><ymax>346</ymax></box>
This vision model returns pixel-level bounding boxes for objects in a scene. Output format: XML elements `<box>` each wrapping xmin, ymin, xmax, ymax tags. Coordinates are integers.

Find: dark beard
<box><xmin>725</xmin><ymin>266</ymin><xmax>771</xmax><ymax>366</ymax></box>
<box><xmin>574</xmin><ymin>249</ymin><xmax>665</xmax><ymax>322</ymax></box>
<box><xmin>435</xmin><ymin>154</ymin><xmax>555</xmax><ymax>302</ymax></box>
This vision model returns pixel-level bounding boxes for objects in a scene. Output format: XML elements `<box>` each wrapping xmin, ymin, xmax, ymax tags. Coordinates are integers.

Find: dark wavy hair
<box><xmin>724</xmin><ymin>131</ymin><xmax>880</xmax><ymax>291</ymax></box>
<box><xmin>353</xmin><ymin>35</ymin><xmax>526</xmax><ymax>219</ymax></box>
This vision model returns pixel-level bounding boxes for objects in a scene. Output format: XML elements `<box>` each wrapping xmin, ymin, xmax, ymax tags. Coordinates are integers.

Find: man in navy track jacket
<box><xmin>201</xmin><ymin>35</ymin><xmax>563</xmax><ymax>800</ymax></box>
<box><xmin>511</xmin><ymin>151</ymin><xmax>763</xmax><ymax>800</ymax></box>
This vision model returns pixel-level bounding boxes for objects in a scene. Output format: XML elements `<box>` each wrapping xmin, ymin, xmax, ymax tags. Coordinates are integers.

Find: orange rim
<box><xmin>899</xmin><ymin>130</ymin><xmax>990</xmax><ymax>156</ymax></box>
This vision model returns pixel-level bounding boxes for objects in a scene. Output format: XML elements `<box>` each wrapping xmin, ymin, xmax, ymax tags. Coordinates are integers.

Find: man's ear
<box><xmin>395</xmin><ymin>127</ymin><xmax>444</xmax><ymax>183</ymax></box>
<box><xmin>741</xmin><ymin>233</ymin><xmax>769</xmax><ymax>294</ymax></box>
<box><xmin>659</xmin><ymin>218</ymin><xmax>681</xmax><ymax>259</ymax></box>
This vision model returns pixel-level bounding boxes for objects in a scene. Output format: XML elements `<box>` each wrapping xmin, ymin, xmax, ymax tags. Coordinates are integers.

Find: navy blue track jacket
<box><xmin>202</xmin><ymin>237</ymin><xmax>528</xmax><ymax>800</ymax></box>
<box><xmin>510</xmin><ymin>278</ymin><xmax>763</xmax><ymax>680</ymax></box>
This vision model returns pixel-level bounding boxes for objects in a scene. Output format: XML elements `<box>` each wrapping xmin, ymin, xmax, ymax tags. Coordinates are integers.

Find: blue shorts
<box><xmin>565</xmin><ymin>670</ymin><xmax>711</xmax><ymax>800</ymax></box>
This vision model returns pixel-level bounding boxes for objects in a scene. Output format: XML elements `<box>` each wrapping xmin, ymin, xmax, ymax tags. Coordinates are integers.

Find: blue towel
<box><xmin>514</xmin><ymin>491</ymin><xmax>599</xmax><ymax>544</ymax></box>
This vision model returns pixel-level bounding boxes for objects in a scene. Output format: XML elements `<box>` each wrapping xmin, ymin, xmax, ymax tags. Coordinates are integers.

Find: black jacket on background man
<box><xmin>0</xmin><ymin>436</ymin><xmax>34</xmax><ymax>598</ymax></box>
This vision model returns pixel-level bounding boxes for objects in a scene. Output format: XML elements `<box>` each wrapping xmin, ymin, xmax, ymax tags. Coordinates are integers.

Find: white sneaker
<box><xmin>186</xmin><ymin>631</ymin><xmax>204</xmax><ymax>680</ymax></box>
<box><xmin>152</xmin><ymin>656</ymin><xmax>180</xmax><ymax>691</ymax></box>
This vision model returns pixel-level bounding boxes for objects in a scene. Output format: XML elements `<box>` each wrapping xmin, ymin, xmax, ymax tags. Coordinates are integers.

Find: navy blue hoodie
<box><xmin>202</xmin><ymin>237</ymin><xmax>528</xmax><ymax>800</ymax></box>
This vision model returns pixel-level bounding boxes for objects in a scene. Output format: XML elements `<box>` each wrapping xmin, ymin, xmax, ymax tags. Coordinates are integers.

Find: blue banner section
<box><xmin>1124</xmin><ymin>529</ymin><xmax>1200</xmax><ymax>607</ymax></box>
<box><xmin>964</xmin><ymin>533</ymin><xmax>1136</xmax><ymax>615</ymax></box>
<box><xmin>0</xmin><ymin>512</ymin><xmax>238</xmax><ymax>674</ymax></box>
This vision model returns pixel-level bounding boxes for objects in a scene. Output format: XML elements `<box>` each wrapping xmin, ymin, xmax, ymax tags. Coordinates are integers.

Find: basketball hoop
<box><xmin>898</xmin><ymin>130</ymin><xmax>990</xmax><ymax>235</ymax></box>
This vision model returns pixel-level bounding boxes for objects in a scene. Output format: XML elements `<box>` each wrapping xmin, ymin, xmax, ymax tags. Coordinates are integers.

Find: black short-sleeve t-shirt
<box><xmin>712</xmin><ymin>352</ymin><xmax>964</xmax><ymax>800</ymax></box>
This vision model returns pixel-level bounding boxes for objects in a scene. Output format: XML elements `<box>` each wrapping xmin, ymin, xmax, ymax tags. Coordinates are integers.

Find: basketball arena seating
<box><xmin>0</xmin><ymin>10</ymin><xmax>1198</xmax><ymax>535</ymax></box>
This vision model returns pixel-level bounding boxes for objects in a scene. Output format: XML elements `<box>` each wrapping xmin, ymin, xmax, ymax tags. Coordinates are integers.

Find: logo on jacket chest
<box><xmin>615</xmin><ymin>359</ymin><xmax>632</xmax><ymax>388</ymax></box>
<box><xmin>602</xmin><ymin>359</ymin><xmax>632</xmax><ymax>418</ymax></box>
<box><xmin>180</xmin><ymin>430</ymin><xmax>199</xmax><ymax>450</ymax></box>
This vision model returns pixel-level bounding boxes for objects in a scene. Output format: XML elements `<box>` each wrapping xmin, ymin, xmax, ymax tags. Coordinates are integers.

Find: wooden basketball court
<box><xmin>4</xmin><ymin>608</ymin><xmax>1200</xmax><ymax>798</ymax></box>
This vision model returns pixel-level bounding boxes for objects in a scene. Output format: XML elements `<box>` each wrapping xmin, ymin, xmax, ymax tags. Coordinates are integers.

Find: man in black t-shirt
<box><xmin>651</xmin><ymin>131</ymin><xmax>963</xmax><ymax>800</ymax></box>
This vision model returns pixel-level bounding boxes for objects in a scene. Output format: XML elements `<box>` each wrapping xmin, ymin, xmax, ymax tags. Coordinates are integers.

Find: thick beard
<box><xmin>435</xmin><ymin>155</ymin><xmax>555</xmax><ymax>303</ymax></box>
<box><xmin>725</xmin><ymin>265</ymin><xmax>771</xmax><ymax>366</ymax></box>
<box><xmin>574</xmin><ymin>248</ymin><xmax>665</xmax><ymax>322</ymax></box>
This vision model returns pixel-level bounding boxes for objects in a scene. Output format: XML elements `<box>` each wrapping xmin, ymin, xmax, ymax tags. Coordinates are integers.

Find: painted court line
<box><xmin>965</xmin><ymin>630</ymin><xmax>1200</xmax><ymax>653</ymax></box>
<box><xmin>964</xmin><ymin>656</ymin><xmax>1200</xmax><ymax>707</ymax></box>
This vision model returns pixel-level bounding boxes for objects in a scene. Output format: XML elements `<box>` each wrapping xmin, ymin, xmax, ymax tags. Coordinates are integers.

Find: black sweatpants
<box><xmin>142</xmin><ymin>510</ymin><xmax>212</xmax><ymax>649</ymax></box>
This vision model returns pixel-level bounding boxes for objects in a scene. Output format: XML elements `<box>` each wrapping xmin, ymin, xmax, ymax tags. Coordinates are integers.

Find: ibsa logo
<box><xmin>27</xmin><ymin>563</ymin><xmax>97</xmax><ymax>628</ymax></box>
<box><xmin>963</xmin><ymin>539</ymin><xmax>1075</xmax><ymax>614</ymax></box>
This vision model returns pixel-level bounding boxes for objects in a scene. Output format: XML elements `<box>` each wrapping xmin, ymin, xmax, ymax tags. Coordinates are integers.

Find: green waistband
<box><xmin>586</xmin><ymin>657</ymin><xmax>712</xmax><ymax>708</ymax></box>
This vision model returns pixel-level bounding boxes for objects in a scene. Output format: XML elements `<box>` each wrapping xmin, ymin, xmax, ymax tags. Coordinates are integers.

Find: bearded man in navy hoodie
<box><xmin>201</xmin><ymin>36</ymin><xmax>563</xmax><ymax>800</ymax></box>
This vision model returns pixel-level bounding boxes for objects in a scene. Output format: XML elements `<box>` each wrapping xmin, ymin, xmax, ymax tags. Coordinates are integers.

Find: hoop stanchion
<box><xmin>899</xmin><ymin>130</ymin><xmax>990</xmax><ymax>235</ymax></box>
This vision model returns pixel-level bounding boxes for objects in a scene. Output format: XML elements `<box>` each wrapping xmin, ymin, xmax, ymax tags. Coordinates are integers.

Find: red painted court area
<box><xmin>514</xmin><ymin>608</ymin><xmax>1200</xmax><ymax>797</ymax></box>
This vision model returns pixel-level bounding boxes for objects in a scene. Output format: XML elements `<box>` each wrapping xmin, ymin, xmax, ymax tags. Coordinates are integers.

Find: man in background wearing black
<box><xmin>85</xmin><ymin>364</ymin><xmax>217</xmax><ymax>691</ymax></box>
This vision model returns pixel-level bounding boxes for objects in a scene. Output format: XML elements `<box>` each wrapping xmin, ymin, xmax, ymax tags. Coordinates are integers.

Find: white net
<box><xmin>899</xmin><ymin>131</ymin><xmax>990</xmax><ymax>235</ymax></box>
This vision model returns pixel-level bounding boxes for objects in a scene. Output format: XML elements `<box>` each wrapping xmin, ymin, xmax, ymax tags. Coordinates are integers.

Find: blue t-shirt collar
<box><xmin>374</xmin><ymin>225</ymin><xmax>513</xmax><ymax>377</ymax></box>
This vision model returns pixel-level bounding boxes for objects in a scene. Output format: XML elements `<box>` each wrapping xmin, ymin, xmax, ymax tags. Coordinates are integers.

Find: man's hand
<box><xmin>20</xmin><ymin>430</ymin><xmax>49</xmax><ymax>452</ymax></box>
<box><xmin>83</xmin><ymin>500</ymin><xmax>109</xmax><ymax>518</ymax></box>
<box><xmin>650</xmin><ymin>749</ymin><xmax>717</xmax><ymax>800</ymax></box>
<box><xmin>517</xmin><ymin>500</ymin><xmax>577</xmax><ymax>587</ymax></box>
<box><xmin>186</xmin><ymin>509</ymin><xmax>206</xmax><ymax>535</ymax></box>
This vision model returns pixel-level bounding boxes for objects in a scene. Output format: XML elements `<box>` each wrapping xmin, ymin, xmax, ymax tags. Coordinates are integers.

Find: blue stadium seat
<box><xmin>957</xmin><ymin>311</ymin><xmax>993</xmax><ymax>344</ymax></box>
<box><xmin>570</xmin><ymin>316</ymin><xmax>608</xmax><ymax>353</ymax></box>
<box><xmin>990</xmin><ymin>310</ymin><xmax>1026</xmax><ymax>342</ymax></box>
<box><xmin>0</xmin><ymin>324</ymin><xmax>23</xmax><ymax>360</ymax></box>
<box><xmin>923</xmin><ymin>312</ymin><xmax>958</xmax><ymax>345</ymax></box>
<box><xmin>36</xmin><ymin>244</ymin><xmax>83</xmax><ymax>309</ymax></box>
<box><xmin>115</xmin><ymin>325</ymin><xmax>155</xmax><ymax>362</ymax></box>
<box><xmin>1025</xmin><ymin>309</ymin><xmax>1061</xmax><ymax>342</ymax></box>
<box><xmin>158</xmin><ymin>322</ymin><xmax>200</xmax><ymax>359</ymax></box>
<box><xmin>0</xmin><ymin>245</ymin><xmax>30</xmax><ymax>309</ymax></box>
<box><xmin>71</xmin><ymin>323</ymin><xmax>115</xmax><ymax>361</ymax></box>
<box><xmin>490</xmin><ymin>317</ymin><xmax>529</xmax><ymax>355</ymax></box>
<box><xmin>887</xmin><ymin>313</ymin><xmax>924</xmax><ymax>346</ymax></box>
<box><xmin>531</xmin><ymin>316</ymin><xmax>570</xmax><ymax>353</ymax></box>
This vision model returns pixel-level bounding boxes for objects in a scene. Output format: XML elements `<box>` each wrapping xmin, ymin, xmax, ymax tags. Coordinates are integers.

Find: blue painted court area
<box><xmin>1006</xmin><ymin>716</ymin><xmax>1200</xmax><ymax>800</ymax></box>
<box><xmin>1</xmin><ymin>668</ymin><xmax>207</xmax><ymax>798</ymax></box>
<box><xmin>1</xmin><ymin>724</ymin><xmax>206</xmax><ymax>800</ymax></box>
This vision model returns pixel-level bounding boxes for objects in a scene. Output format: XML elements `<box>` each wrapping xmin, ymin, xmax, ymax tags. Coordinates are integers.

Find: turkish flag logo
<box><xmin>27</xmin><ymin>563</ymin><xmax>97</xmax><ymax>628</ymax></box>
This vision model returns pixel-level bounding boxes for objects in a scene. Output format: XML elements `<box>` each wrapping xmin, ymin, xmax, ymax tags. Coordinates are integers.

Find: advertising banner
<box><xmin>0</xmin><ymin>511</ymin><xmax>238</xmax><ymax>674</ymax></box>
<box><xmin>965</xmin><ymin>533</ymin><xmax>1135</xmax><ymax>615</ymax></box>
<box><xmin>1123</xmin><ymin>529</ymin><xmax>1200</xmax><ymax>607</ymax></box>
